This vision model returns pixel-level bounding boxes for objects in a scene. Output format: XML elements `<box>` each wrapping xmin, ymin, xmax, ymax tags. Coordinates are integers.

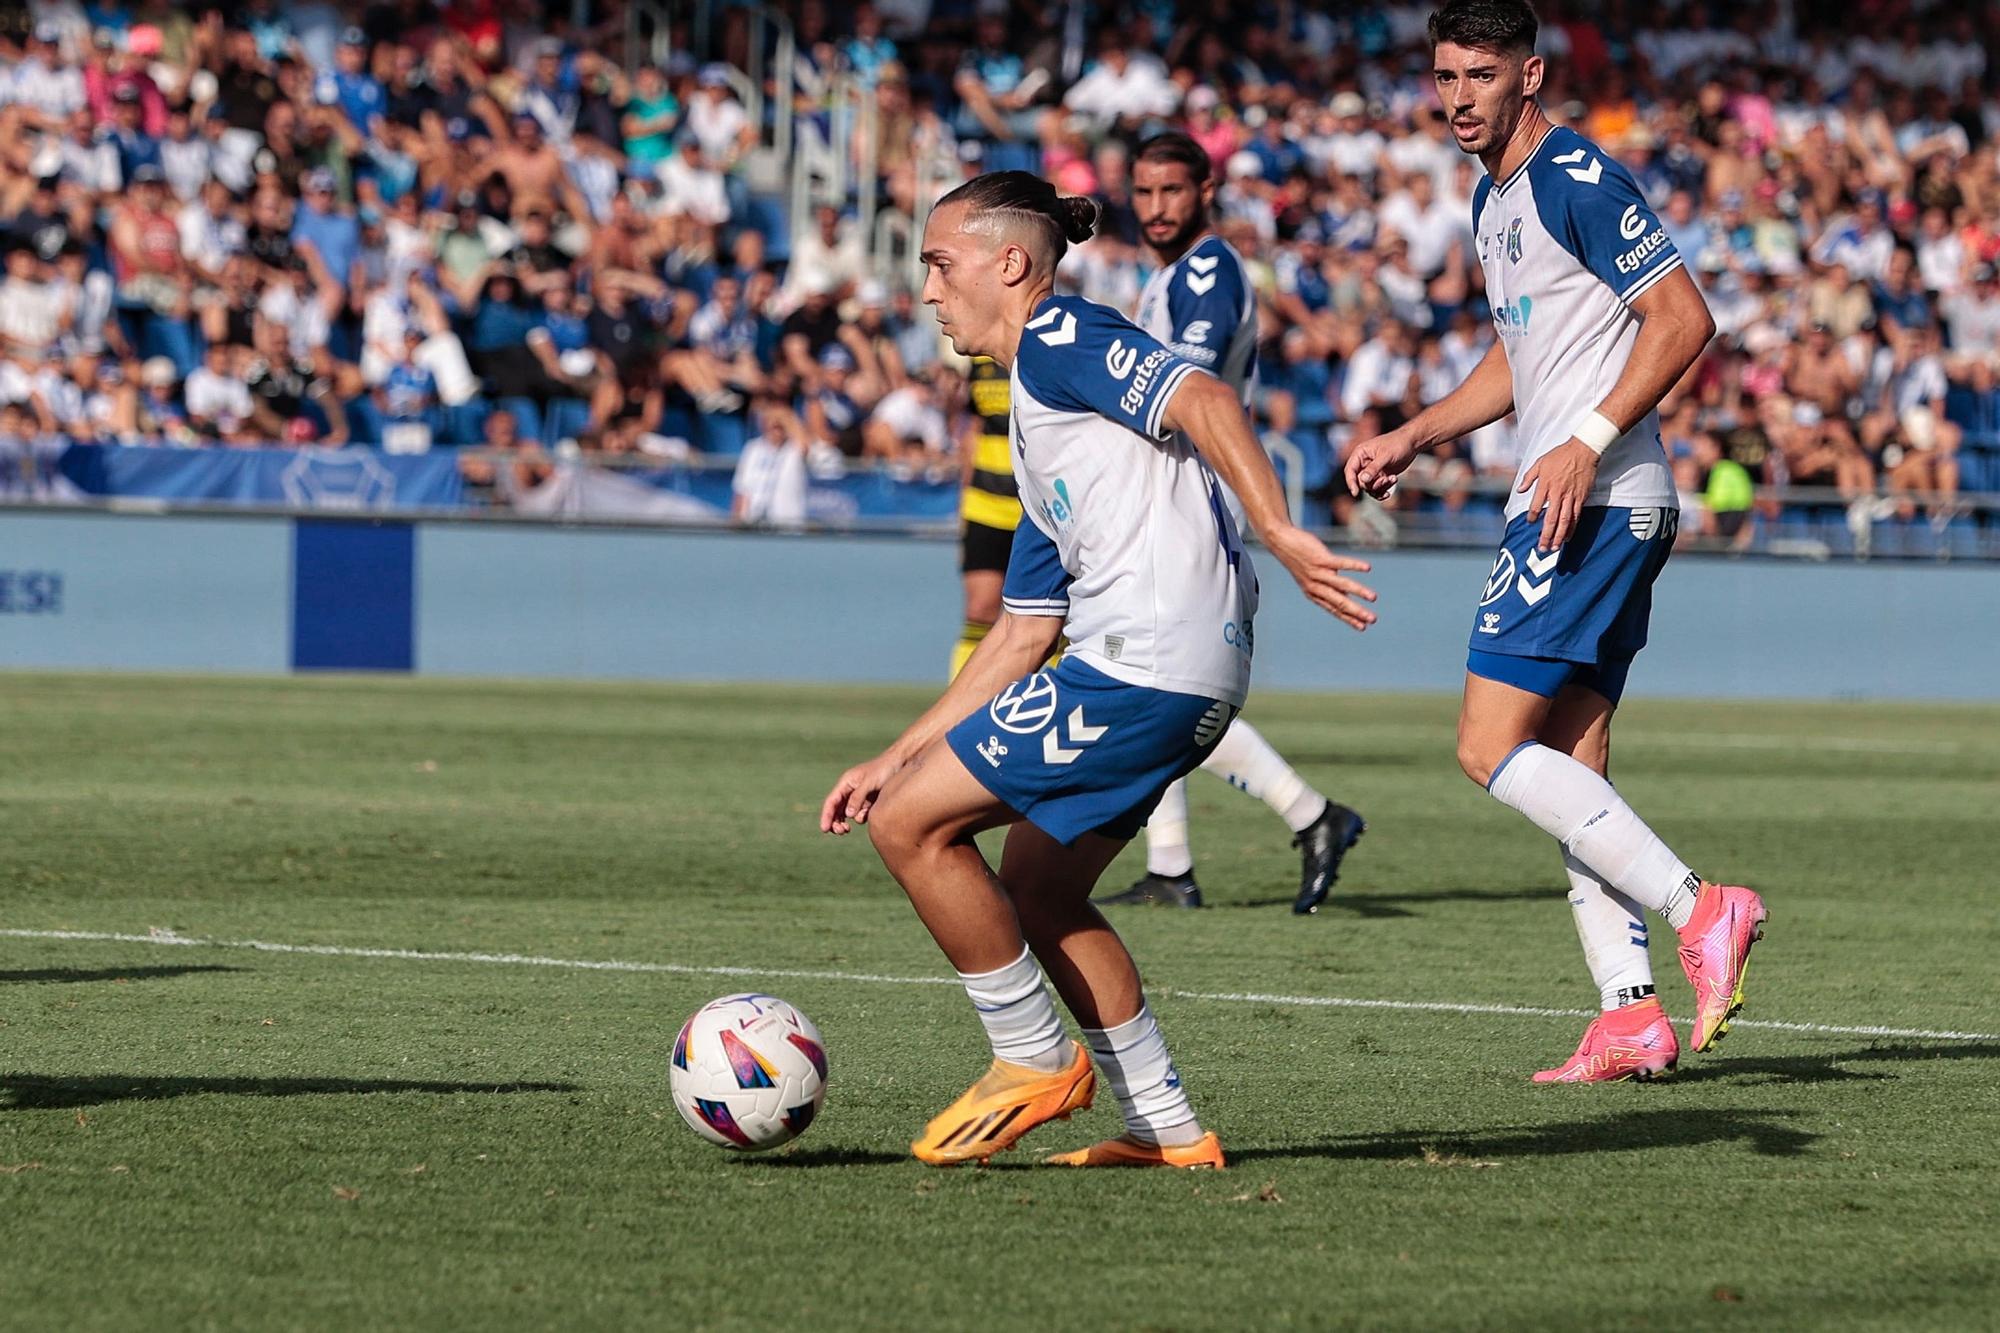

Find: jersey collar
<box><xmin>1491</xmin><ymin>123</ymin><xmax>1557</xmax><ymax>197</ymax></box>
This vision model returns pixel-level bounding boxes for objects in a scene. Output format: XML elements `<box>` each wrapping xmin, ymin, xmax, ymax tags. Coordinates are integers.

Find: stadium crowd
<box><xmin>2</xmin><ymin>1</ymin><xmax>2000</xmax><ymax>544</ymax></box>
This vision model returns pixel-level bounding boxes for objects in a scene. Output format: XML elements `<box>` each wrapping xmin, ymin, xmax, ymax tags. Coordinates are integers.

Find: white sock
<box><xmin>1081</xmin><ymin>1001</ymin><xmax>1202</xmax><ymax>1146</ymax></box>
<box><xmin>1488</xmin><ymin>744</ymin><xmax>1701</xmax><ymax>930</ymax></box>
<box><xmin>1200</xmin><ymin>718</ymin><xmax>1327</xmax><ymax>832</ymax></box>
<box><xmin>959</xmin><ymin>946</ymin><xmax>1069</xmax><ymax>1072</ymax></box>
<box><xmin>1144</xmin><ymin>778</ymin><xmax>1194</xmax><ymax>877</ymax></box>
<box><xmin>1564</xmin><ymin>851</ymin><xmax>1656</xmax><ymax>1011</ymax></box>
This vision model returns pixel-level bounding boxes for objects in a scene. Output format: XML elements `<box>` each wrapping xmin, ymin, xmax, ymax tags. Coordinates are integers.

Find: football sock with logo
<box><xmin>1487</xmin><ymin>743</ymin><xmax>1701</xmax><ymax>930</ymax></box>
<box><xmin>1198</xmin><ymin>719</ymin><xmax>1328</xmax><ymax>832</ymax></box>
<box><xmin>1144</xmin><ymin>779</ymin><xmax>1195</xmax><ymax>878</ymax></box>
<box><xmin>949</xmin><ymin>620</ymin><xmax>991</xmax><ymax>681</ymax></box>
<box><xmin>959</xmin><ymin>946</ymin><xmax>1071</xmax><ymax>1073</ymax></box>
<box><xmin>1564</xmin><ymin>852</ymin><xmax>1657</xmax><ymax>1011</ymax></box>
<box><xmin>1080</xmin><ymin>1002</ymin><xmax>1204</xmax><ymax>1146</ymax></box>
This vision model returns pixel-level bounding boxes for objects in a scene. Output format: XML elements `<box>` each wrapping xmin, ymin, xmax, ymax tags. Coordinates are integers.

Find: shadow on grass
<box><xmin>749</xmin><ymin>1146</ymin><xmax>909</xmax><ymax>1168</ymax></box>
<box><xmin>1233</xmin><ymin>1107</ymin><xmax>1819</xmax><ymax>1163</ymax></box>
<box><xmin>1219</xmin><ymin>887</ymin><xmax>1557</xmax><ymax>916</ymax></box>
<box><xmin>1672</xmin><ymin>1044</ymin><xmax>2000</xmax><ymax>1086</ymax></box>
<box><xmin>0</xmin><ymin>965</ymin><xmax>247</xmax><ymax>985</ymax></box>
<box><xmin>0</xmin><ymin>1074</ymin><xmax>578</xmax><ymax>1110</ymax></box>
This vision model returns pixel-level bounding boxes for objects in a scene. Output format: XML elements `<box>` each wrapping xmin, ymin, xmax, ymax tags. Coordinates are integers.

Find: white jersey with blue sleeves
<box><xmin>1001</xmin><ymin>293</ymin><xmax>1258</xmax><ymax>707</ymax></box>
<box><xmin>1136</xmin><ymin>232</ymin><xmax>1259</xmax><ymax>528</ymax></box>
<box><xmin>1135</xmin><ymin>232</ymin><xmax>1258</xmax><ymax>405</ymax></box>
<box><xmin>1474</xmin><ymin>125</ymin><xmax>1682</xmax><ymax>521</ymax></box>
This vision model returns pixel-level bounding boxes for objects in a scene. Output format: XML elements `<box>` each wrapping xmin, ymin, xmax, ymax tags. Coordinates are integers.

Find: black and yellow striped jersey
<box><xmin>960</xmin><ymin>356</ymin><xmax>1021</xmax><ymax>532</ymax></box>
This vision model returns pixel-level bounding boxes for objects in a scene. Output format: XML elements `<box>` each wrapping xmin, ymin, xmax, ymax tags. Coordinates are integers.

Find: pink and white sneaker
<box><xmin>1677</xmin><ymin>883</ymin><xmax>1768</xmax><ymax>1052</ymax></box>
<box><xmin>1533</xmin><ymin>996</ymin><xmax>1680</xmax><ymax>1083</ymax></box>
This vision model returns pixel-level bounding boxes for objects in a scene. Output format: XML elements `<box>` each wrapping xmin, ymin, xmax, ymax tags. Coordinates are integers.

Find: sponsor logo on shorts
<box><xmin>989</xmin><ymin>673</ymin><xmax>1060</xmax><ymax>735</ymax></box>
<box><xmin>1479</xmin><ymin>549</ymin><xmax>1518</xmax><ymax>606</ymax></box>
<box><xmin>975</xmin><ymin>735</ymin><xmax>1008</xmax><ymax>767</ymax></box>
<box><xmin>1480</xmin><ymin>611</ymin><xmax>1502</xmax><ymax>636</ymax></box>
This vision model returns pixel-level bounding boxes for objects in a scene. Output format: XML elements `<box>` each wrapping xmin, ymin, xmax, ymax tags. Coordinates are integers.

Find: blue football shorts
<box><xmin>945</xmin><ymin>657</ymin><xmax>1236</xmax><ymax>845</ymax></box>
<box><xmin>1465</xmin><ymin>505</ymin><xmax>1678</xmax><ymax>706</ymax></box>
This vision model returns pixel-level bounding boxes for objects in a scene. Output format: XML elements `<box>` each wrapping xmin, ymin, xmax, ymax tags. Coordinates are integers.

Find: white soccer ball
<box><xmin>669</xmin><ymin>993</ymin><xmax>828</xmax><ymax>1152</ymax></box>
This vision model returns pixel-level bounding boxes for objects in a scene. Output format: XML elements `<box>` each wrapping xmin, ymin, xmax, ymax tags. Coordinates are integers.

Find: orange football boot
<box><xmin>911</xmin><ymin>1041</ymin><xmax>1095</xmax><ymax>1165</ymax></box>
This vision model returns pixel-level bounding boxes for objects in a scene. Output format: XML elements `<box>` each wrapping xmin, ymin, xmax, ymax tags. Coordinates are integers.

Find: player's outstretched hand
<box><xmin>820</xmin><ymin>753</ymin><xmax>903</xmax><ymax>835</ymax></box>
<box><xmin>1344</xmin><ymin>427</ymin><xmax>1421</xmax><ymax>499</ymax></box>
<box><xmin>1518</xmin><ymin>438</ymin><xmax>1601</xmax><ymax>552</ymax></box>
<box><xmin>1264</xmin><ymin>525</ymin><xmax>1377</xmax><ymax>630</ymax></box>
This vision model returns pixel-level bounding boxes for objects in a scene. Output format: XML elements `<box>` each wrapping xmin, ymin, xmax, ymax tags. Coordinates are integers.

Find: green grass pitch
<box><xmin>2</xmin><ymin>674</ymin><xmax>1997</xmax><ymax>1330</ymax></box>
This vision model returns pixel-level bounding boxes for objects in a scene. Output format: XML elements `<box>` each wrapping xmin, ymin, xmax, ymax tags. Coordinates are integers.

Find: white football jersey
<box><xmin>1135</xmin><ymin>232</ymin><xmax>1258</xmax><ymax>404</ymax></box>
<box><xmin>1002</xmin><ymin>293</ymin><xmax>1258</xmax><ymax>707</ymax></box>
<box><xmin>1472</xmin><ymin>125</ymin><xmax>1684</xmax><ymax>520</ymax></box>
<box><xmin>1137</xmin><ymin>232</ymin><xmax>1258</xmax><ymax>527</ymax></box>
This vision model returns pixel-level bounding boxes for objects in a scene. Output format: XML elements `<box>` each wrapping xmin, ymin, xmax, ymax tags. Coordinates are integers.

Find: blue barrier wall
<box><xmin>5</xmin><ymin>510</ymin><xmax>1998</xmax><ymax>699</ymax></box>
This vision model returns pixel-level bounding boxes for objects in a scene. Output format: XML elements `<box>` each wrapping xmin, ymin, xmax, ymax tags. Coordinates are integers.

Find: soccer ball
<box><xmin>668</xmin><ymin>993</ymin><xmax>828</xmax><ymax>1152</ymax></box>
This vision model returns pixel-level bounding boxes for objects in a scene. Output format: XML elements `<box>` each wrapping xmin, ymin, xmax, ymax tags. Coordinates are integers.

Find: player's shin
<box><xmin>1564</xmin><ymin>853</ymin><xmax>1657</xmax><ymax>1010</ymax></box>
<box><xmin>1198</xmin><ymin>719</ymin><xmax>1327</xmax><ymax>832</ymax></box>
<box><xmin>1487</xmin><ymin>743</ymin><xmax>1700</xmax><ymax>929</ymax></box>
<box><xmin>1080</xmin><ymin>1002</ymin><xmax>1204</xmax><ymax>1146</ymax></box>
<box><xmin>959</xmin><ymin>945</ymin><xmax>1072</xmax><ymax>1073</ymax></box>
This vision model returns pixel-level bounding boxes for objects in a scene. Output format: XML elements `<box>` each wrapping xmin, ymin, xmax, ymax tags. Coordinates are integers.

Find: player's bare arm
<box><xmin>1345</xmin><ymin>337</ymin><xmax>1515</xmax><ymax>499</ymax></box>
<box><xmin>1517</xmin><ymin>266</ymin><xmax>1714</xmax><ymax>551</ymax></box>
<box><xmin>1160</xmin><ymin>370</ymin><xmax>1378</xmax><ymax>630</ymax></box>
<box><xmin>820</xmin><ymin>609</ymin><xmax>1064</xmax><ymax>834</ymax></box>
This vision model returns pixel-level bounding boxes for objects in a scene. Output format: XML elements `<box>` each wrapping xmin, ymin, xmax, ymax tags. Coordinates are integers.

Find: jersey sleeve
<box><xmin>1000</xmin><ymin>515</ymin><xmax>1071</xmax><ymax>617</ymax></box>
<box><xmin>1014</xmin><ymin>298</ymin><xmax>1201</xmax><ymax>441</ymax></box>
<box><xmin>1539</xmin><ymin>148</ymin><xmax>1683</xmax><ymax>305</ymax></box>
<box><xmin>1163</xmin><ymin>246</ymin><xmax>1247</xmax><ymax>369</ymax></box>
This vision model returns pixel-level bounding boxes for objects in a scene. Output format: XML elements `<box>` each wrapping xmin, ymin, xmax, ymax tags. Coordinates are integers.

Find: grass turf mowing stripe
<box><xmin>7</xmin><ymin>926</ymin><xmax>1996</xmax><ymax>1044</ymax></box>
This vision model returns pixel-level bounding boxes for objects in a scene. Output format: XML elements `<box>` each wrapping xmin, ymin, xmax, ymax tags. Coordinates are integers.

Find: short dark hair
<box><xmin>933</xmin><ymin>170</ymin><xmax>1099</xmax><ymax>263</ymax></box>
<box><xmin>1428</xmin><ymin>0</ymin><xmax>1538</xmax><ymax>54</ymax></box>
<box><xmin>1134</xmin><ymin>131</ymin><xmax>1211</xmax><ymax>186</ymax></box>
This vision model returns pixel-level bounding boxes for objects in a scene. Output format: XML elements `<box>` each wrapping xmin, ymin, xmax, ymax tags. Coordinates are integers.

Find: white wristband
<box><xmin>1574</xmin><ymin>410</ymin><xmax>1620</xmax><ymax>456</ymax></box>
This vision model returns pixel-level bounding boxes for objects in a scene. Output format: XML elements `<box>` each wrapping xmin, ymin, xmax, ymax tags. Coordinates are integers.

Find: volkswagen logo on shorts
<box><xmin>1479</xmin><ymin>548</ymin><xmax>1518</xmax><ymax>607</ymax></box>
<box><xmin>989</xmin><ymin>673</ymin><xmax>1061</xmax><ymax>735</ymax></box>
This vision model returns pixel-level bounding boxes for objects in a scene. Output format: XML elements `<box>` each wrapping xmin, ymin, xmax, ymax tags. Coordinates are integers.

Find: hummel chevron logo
<box><xmin>1027</xmin><ymin>308</ymin><xmax>1078</xmax><ymax>346</ymax></box>
<box><xmin>1187</xmin><ymin>255</ymin><xmax>1219</xmax><ymax>272</ymax></box>
<box><xmin>1552</xmin><ymin>148</ymin><xmax>1602</xmax><ymax>184</ymax></box>
<box><xmin>1516</xmin><ymin>550</ymin><xmax>1558</xmax><ymax>606</ymax></box>
<box><xmin>1043</xmin><ymin>705</ymin><xmax>1107</xmax><ymax>765</ymax></box>
<box><xmin>1185</xmin><ymin>272</ymin><xmax>1215</xmax><ymax>294</ymax></box>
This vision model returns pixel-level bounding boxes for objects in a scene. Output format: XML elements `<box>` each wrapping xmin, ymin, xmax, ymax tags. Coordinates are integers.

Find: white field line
<box><xmin>1618</xmin><ymin>733</ymin><xmax>1975</xmax><ymax>757</ymax></box>
<box><xmin>5</xmin><ymin>927</ymin><xmax>1996</xmax><ymax>1045</ymax></box>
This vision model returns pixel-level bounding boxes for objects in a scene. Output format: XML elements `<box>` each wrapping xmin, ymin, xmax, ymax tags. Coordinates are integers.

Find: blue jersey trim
<box><xmin>1526</xmin><ymin>127</ymin><xmax>1681</xmax><ymax>304</ymax></box>
<box><xmin>1000</xmin><ymin>513</ymin><xmax>1071</xmax><ymax>614</ymax></box>
<box><xmin>1163</xmin><ymin>235</ymin><xmax>1249</xmax><ymax>367</ymax></box>
<box><xmin>1015</xmin><ymin>294</ymin><xmax>1198</xmax><ymax>441</ymax></box>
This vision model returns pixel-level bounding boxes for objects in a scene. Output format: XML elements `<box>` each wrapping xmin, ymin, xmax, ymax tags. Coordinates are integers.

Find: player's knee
<box><xmin>864</xmin><ymin>792</ymin><xmax>926</xmax><ymax>865</ymax></box>
<box><xmin>1455</xmin><ymin>733</ymin><xmax>1498</xmax><ymax>788</ymax></box>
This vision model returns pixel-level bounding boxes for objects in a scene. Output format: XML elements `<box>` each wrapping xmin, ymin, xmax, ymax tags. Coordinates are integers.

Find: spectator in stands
<box><xmin>863</xmin><ymin>372</ymin><xmax>948</xmax><ymax>478</ymax></box>
<box><xmin>183</xmin><ymin>341</ymin><xmax>257</xmax><ymax>443</ymax></box>
<box><xmin>732</xmin><ymin>391</ymin><xmax>810</xmax><ymax>527</ymax></box>
<box><xmin>953</xmin><ymin>11</ymin><xmax>1053</xmax><ymax>145</ymax></box>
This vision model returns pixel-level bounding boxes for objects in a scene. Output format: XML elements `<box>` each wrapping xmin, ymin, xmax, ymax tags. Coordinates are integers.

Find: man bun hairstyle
<box><xmin>1427</xmin><ymin>0</ymin><xmax>1538</xmax><ymax>54</ymax></box>
<box><xmin>1134</xmin><ymin>130</ymin><xmax>1211</xmax><ymax>185</ymax></box>
<box><xmin>935</xmin><ymin>170</ymin><xmax>1098</xmax><ymax>264</ymax></box>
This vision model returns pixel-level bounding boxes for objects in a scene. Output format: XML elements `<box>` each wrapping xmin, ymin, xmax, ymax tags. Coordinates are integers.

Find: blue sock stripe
<box><xmin>1486</xmin><ymin>740</ymin><xmax>1541</xmax><ymax>792</ymax></box>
